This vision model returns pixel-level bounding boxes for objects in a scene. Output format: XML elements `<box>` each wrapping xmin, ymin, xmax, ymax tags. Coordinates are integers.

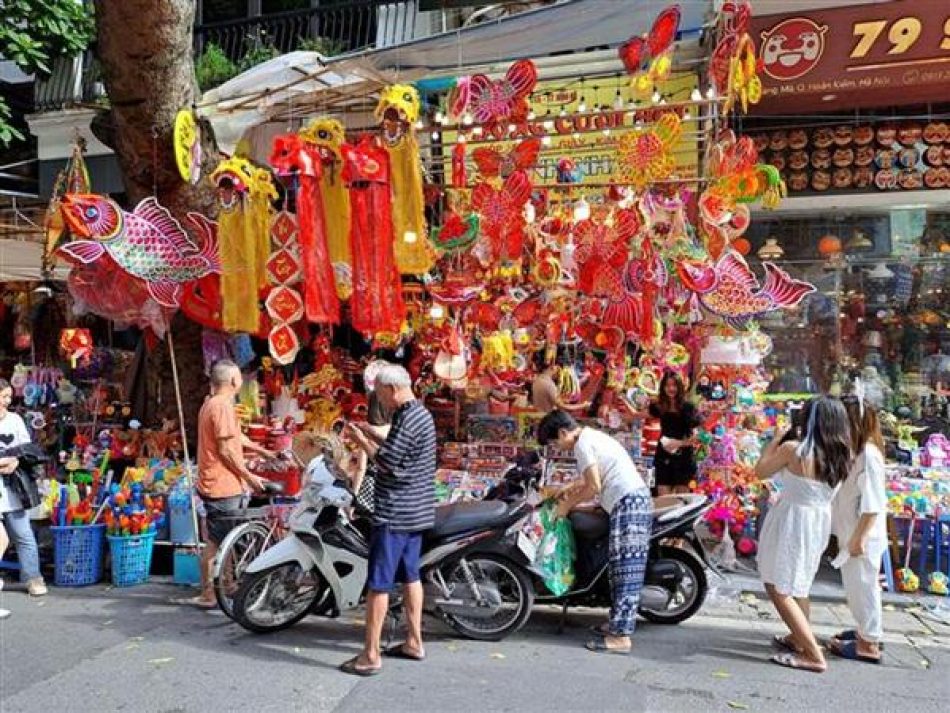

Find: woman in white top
<box><xmin>755</xmin><ymin>397</ymin><xmax>852</xmax><ymax>673</ymax></box>
<box><xmin>0</xmin><ymin>378</ymin><xmax>48</xmax><ymax>614</ymax></box>
<box><xmin>827</xmin><ymin>394</ymin><xmax>888</xmax><ymax>664</ymax></box>
<box><xmin>538</xmin><ymin>410</ymin><xmax>652</xmax><ymax>655</ymax></box>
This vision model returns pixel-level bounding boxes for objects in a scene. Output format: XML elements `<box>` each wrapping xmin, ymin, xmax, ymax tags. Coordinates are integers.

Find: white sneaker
<box><xmin>0</xmin><ymin>608</ymin><xmax>10</xmax><ymax>620</ymax></box>
<box><xmin>27</xmin><ymin>578</ymin><xmax>48</xmax><ymax>597</ymax></box>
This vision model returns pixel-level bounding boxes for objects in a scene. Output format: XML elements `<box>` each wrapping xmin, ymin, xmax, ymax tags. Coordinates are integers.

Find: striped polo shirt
<box><xmin>373</xmin><ymin>399</ymin><xmax>436</xmax><ymax>532</ymax></box>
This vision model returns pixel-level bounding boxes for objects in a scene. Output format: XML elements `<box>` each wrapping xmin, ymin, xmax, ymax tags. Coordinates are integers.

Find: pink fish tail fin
<box><xmin>186</xmin><ymin>212</ymin><xmax>221</xmax><ymax>273</ymax></box>
<box><xmin>760</xmin><ymin>262</ymin><xmax>816</xmax><ymax>308</ymax></box>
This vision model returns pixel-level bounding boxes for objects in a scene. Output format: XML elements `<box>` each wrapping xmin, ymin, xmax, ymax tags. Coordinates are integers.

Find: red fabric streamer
<box><xmin>342</xmin><ymin>136</ymin><xmax>406</xmax><ymax>336</ymax></box>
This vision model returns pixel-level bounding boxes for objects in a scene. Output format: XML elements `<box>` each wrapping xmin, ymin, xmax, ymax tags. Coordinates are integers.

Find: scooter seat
<box><xmin>430</xmin><ymin>500</ymin><xmax>511</xmax><ymax>538</ymax></box>
<box><xmin>652</xmin><ymin>494</ymin><xmax>707</xmax><ymax>524</ymax></box>
<box><xmin>570</xmin><ymin>510</ymin><xmax>609</xmax><ymax>539</ymax></box>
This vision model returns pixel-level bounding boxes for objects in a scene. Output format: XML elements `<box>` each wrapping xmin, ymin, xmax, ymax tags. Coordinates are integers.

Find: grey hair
<box><xmin>210</xmin><ymin>359</ymin><xmax>239</xmax><ymax>387</ymax></box>
<box><xmin>375</xmin><ymin>364</ymin><xmax>412</xmax><ymax>390</ymax></box>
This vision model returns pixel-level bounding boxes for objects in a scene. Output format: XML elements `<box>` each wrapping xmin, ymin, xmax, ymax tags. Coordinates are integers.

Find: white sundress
<box><xmin>757</xmin><ymin>468</ymin><xmax>836</xmax><ymax>598</ymax></box>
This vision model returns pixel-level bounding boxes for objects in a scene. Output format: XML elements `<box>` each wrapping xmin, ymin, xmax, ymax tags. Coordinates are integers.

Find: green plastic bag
<box><xmin>536</xmin><ymin>500</ymin><xmax>576</xmax><ymax>596</ymax></box>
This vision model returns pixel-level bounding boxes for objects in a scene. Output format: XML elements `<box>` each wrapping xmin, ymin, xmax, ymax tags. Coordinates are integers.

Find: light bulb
<box><xmin>541</xmin><ymin>135</ymin><xmax>552</xmax><ymax>146</ymax></box>
<box><xmin>573</xmin><ymin>197</ymin><xmax>591</xmax><ymax>222</ymax></box>
<box><xmin>559</xmin><ymin>107</ymin><xmax>567</xmax><ymax>117</ymax></box>
<box><xmin>431</xmin><ymin>131</ymin><xmax>441</xmax><ymax>141</ymax></box>
<box><xmin>572</xmin><ymin>132</ymin><xmax>580</xmax><ymax>140</ymax></box>
<box><xmin>457</xmin><ymin>133</ymin><xmax>467</xmax><ymax>144</ymax></box>
<box><xmin>472</xmin><ymin>126</ymin><xmax>483</xmax><ymax>136</ymax></box>
<box><xmin>414</xmin><ymin>119</ymin><xmax>425</xmax><ymax>130</ymax></box>
<box><xmin>508</xmin><ymin>124</ymin><xmax>516</xmax><ymax>133</ymax></box>
<box><xmin>683</xmin><ymin>109</ymin><xmax>691</xmax><ymax>120</ymax></box>
<box><xmin>527</xmin><ymin>110</ymin><xmax>536</xmax><ymax>120</ymax></box>
<box><xmin>403</xmin><ymin>230</ymin><xmax>418</xmax><ymax>244</ymax></box>
<box><xmin>690</xmin><ymin>87</ymin><xmax>702</xmax><ymax>102</ymax></box>
<box><xmin>652</xmin><ymin>89</ymin><xmax>662</xmax><ymax>104</ymax></box>
<box><xmin>706</xmin><ymin>86</ymin><xmax>717</xmax><ymax>99</ymax></box>
<box><xmin>543</xmin><ymin>120</ymin><xmax>555</xmax><ymax>131</ymax></box>
<box><xmin>429</xmin><ymin>305</ymin><xmax>445</xmax><ymax>320</ymax></box>
<box><xmin>613</xmin><ymin>93</ymin><xmax>624</xmax><ymax>110</ymax></box>
<box><xmin>603</xmin><ymin>128</ymin><xmax>611</xmax><ymax>137</ymax></box>
<box><xmin>435</xmin><ymin>111</ymin><xmax>445</xmax><ymax>124</ymax></box>
<box><xmin>462</xmin><ymin>112</ymin><xmax>474</xmax><ymax>125</ymax></box>
<box><xmin>658</xmin><ymin>97</ymin><xmax>667</xmax><ymax>106</ymax></box>
<box><xmin>578</xmin><ymin>97</ymin><xmax>587</xmax><ymax>113</ymax></box>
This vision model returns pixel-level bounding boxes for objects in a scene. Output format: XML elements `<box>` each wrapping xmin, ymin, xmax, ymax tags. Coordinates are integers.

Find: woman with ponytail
<box><xmin>754</xmin><ymin>396</ymin><xmax>852</xmax><ymax>673</ymax></box>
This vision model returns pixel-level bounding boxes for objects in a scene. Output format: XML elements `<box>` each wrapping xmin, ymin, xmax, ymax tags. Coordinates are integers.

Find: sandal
<box><xmin>170</xmin><ymin>596</ymin><xmax>216</xmax><ymax>610</ymax></box>
<box><xmin>829</xmin><ymin>630</ymin><xmax>884</xmax><ymax>650</ymax></box>
<box><xmin>585</xmin><ymin>635</ymin><xmax>631</xmax><ymax>655</ymax></box>
<box><xmin>772</xmin><ymin>634</ymin><xmax>801</xmax><ymax>653</ymax></box>
<box><xmin>340</xmin><ymin>656</ymin><xmax>382</xmax><ymax>677</ymax></box>
<box><xmin>383</xmin><ymin>644</ymin><xmax>425</xmax><ymax>661</ymax></box>
<box><xmin>770</xmin><ymin>652</ymin><xmax>827</xmax><ymax>673</ymax></box>
<box><xmin>827</xmin><ymin>638</ymin><xmax>882</xmax><ymax>664</ymax></box>
<box><xmin>589</xmin><ymin>623</ymin><xmax>611</xmax><ymax>636</ymax></box>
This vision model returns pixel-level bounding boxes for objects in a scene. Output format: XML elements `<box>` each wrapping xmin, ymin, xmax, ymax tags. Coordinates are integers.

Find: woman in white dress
<box><xmin>755</xmin><ymin>397</ymin><xmax>852</xmax><ymax>673</ymax></box>
<box><xmin>827</xmin><ymin>392</ymin><xmax>888</xmax><ymax>664</ymax></box>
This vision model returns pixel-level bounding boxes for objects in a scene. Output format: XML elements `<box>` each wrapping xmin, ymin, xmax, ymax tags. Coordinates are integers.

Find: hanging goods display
<box><xmin>299</xmin><ymin>117</ymin><xmax>352</xmax><ymax>296</ymax></box>
<box><xmin>341</xmin><ymin>135</ymin><xmax>406</xmax><ymax>336</ymax></box>
<box><xmin>57</xmin><ymin>194</ymin><xmax>219</xmax><ymax>308</ymax></box>
<box><xmin>618</xmin><ymin>5</ymin><xmax>681</xmax><ymax>94</ymax></box>
<box><xmin>265</xmin><ymin>211</ymin><xmax>305</xmax><ymax>364</ymax></box>
<box><xmin>210</xmin><ymin>157</ymin><xmax>276</xmax><ymax>333</ymax></box>
<box><xmin>270</xmin><ymin>134</ymin><xmax>341</xmax><ymax>325</ymax></box>
<box><xmin>376</xmin><ymin>84</ymin><xmax>434</xmax><ymax>275</ymax></box>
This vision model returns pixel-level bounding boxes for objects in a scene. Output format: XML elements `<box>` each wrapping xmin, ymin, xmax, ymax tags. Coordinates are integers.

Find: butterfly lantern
<box><xmin>618</xmin><ymin>5</ymin><xmax>681</xmax><ymax>94</ymax></box>
<box><xmin>465</xmin><ymin>60</ymin><xmax>538</xmax><ymax>126</ymax></box>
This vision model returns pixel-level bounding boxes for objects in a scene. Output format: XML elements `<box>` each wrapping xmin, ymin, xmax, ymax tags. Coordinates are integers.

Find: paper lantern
<box><xmin>59</xmin><ymin>328</ymin><xmax>94</xmax><ymax>368</ymax></box>
<box><xmin>731</xmin><ymin>237</ymin><xmax>752</xmax><ymax>255</ymax></box>
<box><xmin>817</xmin><ymin>234</ymin><xmax>842</xmax><ymax>256</ymax></box>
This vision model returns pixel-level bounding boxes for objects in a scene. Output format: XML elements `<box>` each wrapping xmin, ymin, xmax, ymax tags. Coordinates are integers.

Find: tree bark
<box><xmin>92</xmin><ymin>0</ymin><xmax>218</xmax><ymax>443</ymax></box>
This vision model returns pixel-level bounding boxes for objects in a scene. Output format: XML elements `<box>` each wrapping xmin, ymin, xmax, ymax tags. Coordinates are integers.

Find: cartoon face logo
<box><xmin>760</xmin><ymin>18</ymin><xmax>828</xmax><ymax>81</ymax></box>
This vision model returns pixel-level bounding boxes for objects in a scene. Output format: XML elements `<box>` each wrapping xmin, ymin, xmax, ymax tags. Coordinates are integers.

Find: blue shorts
<box><xmin>367</xmin><ymin>525</ymin><xmax>423</xmax><ymax>593</ymax></box>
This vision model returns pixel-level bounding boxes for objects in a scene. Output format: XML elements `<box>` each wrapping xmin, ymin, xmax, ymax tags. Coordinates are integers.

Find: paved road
<box><xmin>2</xmin><ymin>579</ymin><xmax>948</xmax><ymax>712</ymax></box>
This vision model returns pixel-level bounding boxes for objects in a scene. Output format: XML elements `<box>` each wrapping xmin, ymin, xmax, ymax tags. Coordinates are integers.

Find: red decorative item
<box><xmin>472</xmin><ymin>170</ymin><xmax>532</xmax><ymax>263</ymax></box>
<box><xmin>270</xmin><ymin>134</ymin><xmax>340</xmax><ymax>325</ymax></box>
<box><xmin>341</xmin><ymin>135</ymin><xmax>406</xmax><ymax>336</ymax></box>
<box><xmin>469</xmin><ymin>60</ymin><xmax>538</xmax><ymax>125</ymax></box>
<box><xmin>59</xmin><ymin>328</ymin><xmax>93</xmax><ymax>367</ymax></box>
<box><xmin>618</xmin><ymin>5</ymin><xmax>681</xmax><ymax>74</ymax></box>
<box><xmin>265</xmin><ymin>286</ymin><xmax>305</xmax><ymax>323</ymax></box>
<box><xmin>268</xmin><ymin>323</ymin><xmax>301</xmax><ymax>364</ymax></box>
<box><xmin>451</xmin><ymin>142</ymin><xmax>467</xmax><ymax>188</ymax></box>
<box><xmin>573</xmin><ymin>209</ymin><xmax>641</xmax><ymax>296</ymax></box>
<box><xmin>473</xmin><ymin>138</ymin><xmax>541</xmax><ymax>179</ymax></box>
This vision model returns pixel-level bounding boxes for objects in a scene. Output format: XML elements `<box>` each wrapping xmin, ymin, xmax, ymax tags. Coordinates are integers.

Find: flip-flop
<box><xmin>585</xmin><ymin>635</ymin><xmax>631</xmax><ymax>655</ymax></box>
<box><xmin>829</xmin><ymin>630</ymin><xmax>885</xmax><ymax>650</ymax></box>
<box><xmin>770</xmin><ymin>652</ymin><xmax>827</xmax><ymax>673</ymax></box>
<box><xmin>827</xmin><ymin>637</ymin><xmax>882</xmax><ymax>664</ymax></box>
<box><xmin>772</xmin><ymin>634</ymin><xmax>801</xmax><ymax>653</ymax></box>
<box><xmin>170</xmin><ymin>596</ymin><xmax>217</xmax><ymax>609</ymax></box>
<box><xmin>340</xmin><ymin>656</ymin><xmax>382</xmax><ymax>677</ymax></box>
<box><xmin>383</xmin><ymin>644</ymin><xmax>426</xmax><ymax>661</ymax></box>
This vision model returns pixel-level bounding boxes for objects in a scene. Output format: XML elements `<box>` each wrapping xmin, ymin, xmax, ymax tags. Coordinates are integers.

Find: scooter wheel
<box><xmin>639</xmin><ymin>546</ymin><xmax>708</xmax><ymax>625</ymax></box>
<box><xmin>232</xmin><ymin>562</ymin><xmax>323</xmax><ymax>634</ymax></box>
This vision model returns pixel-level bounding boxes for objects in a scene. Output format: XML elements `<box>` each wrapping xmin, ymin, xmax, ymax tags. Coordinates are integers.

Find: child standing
<box><xmin>829</xmin><ymin>394</ymin><xmax>888</xmax><ymax>664</ymax></box>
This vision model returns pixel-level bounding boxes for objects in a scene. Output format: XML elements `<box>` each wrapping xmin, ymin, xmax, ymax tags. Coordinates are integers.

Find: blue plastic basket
<box><xmin>52</xmin><ymin>524</ymin><xmax>106</xmax><ymax>587</ymax></box>
<box><xmin>107</xmin><ymin>533</ymin><xmax>156</xmax><ymax>587</ymax></box>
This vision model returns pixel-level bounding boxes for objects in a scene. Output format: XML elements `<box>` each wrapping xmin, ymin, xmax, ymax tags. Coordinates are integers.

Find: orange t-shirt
<box><xmin>197</xmin><ymin>394</ymin><xmax>244</xmax><ymax>499</ymax></box>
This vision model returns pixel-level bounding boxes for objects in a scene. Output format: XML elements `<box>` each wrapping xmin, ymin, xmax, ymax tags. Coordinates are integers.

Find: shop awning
<box><xmin>0</xmin><ymin>239</ymin><xmax>66</xmax><ymax>282</ymax></box>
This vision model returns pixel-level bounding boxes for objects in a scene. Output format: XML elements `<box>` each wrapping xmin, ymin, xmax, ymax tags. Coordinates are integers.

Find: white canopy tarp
<box><xmin>0</xmin><ymin>239</ymin><xmax>66</xmax><ymax>282</ymax></box>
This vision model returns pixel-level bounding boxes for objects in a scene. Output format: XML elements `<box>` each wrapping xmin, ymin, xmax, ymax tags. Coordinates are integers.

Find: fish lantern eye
<box><xmin>403</xmin><ymin>93</ymin><xmax>413</xmax><ymax>103</ymax></box>
<box><xmin>85</xmin><ymin>206</ymin><xmax>98</xmax><ymax>219</ymax></box>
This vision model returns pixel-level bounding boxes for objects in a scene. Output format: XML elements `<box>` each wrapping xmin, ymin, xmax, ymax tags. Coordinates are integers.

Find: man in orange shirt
<box><xmin>182</xmin><ymin>359</ymin><xmax>272</xmax><ymax>608</ymax></box>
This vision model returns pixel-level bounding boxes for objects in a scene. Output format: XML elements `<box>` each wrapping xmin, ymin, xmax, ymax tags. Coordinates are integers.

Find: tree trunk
<box><xmin>92</xmin><ymin>0</ymin><xmax>218</xmax><ymax>444</ymax></box>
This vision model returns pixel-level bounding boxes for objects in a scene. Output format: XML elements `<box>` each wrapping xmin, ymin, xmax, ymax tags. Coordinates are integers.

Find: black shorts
<box><xmin>201</xmin><ymin>495</ymin><xmax>244</xmax><ymax>545</ymax></box>
<box><xmin>653</xmin><ymin>448</ymin><xmax>696</xmax><ymax>489</ymax></box>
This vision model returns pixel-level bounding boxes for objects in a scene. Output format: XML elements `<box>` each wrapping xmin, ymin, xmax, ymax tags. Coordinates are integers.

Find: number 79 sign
<box><xmin>851</xmin><ymin>16</ymin><xmax>950</xmax><ymax>59</ymax></box>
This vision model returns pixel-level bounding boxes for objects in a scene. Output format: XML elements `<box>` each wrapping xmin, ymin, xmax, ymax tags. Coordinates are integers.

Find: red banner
<box><xmin>752</xmin><ymin>1</ymin><xmax>950</xmax><ymax>113</ymax></box>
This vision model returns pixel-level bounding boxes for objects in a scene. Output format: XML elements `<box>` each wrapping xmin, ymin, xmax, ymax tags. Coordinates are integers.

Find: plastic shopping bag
<box><xmin>535</xmin><ymin>500</ymin><xmax>576</xmax><ymax>596</ymax></box>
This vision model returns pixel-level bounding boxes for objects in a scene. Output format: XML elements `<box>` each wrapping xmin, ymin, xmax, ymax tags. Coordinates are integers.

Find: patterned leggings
<box><xmin>608</xmin><ymin>489</ymin><xmax>653</xmax><ymax>637</ymax></box>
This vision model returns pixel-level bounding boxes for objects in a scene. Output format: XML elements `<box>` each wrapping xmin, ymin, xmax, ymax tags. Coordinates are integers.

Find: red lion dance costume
<box><xmin>341</xmin><ymin>135</ymin><xmax>406</xmax><ymax>336</ymax></box>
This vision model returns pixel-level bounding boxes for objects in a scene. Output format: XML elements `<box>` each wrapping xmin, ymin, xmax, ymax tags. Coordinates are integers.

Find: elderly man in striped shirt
<box><xmin>341</xmin><ymin>364</ymin><xmax>437</xmax><ymax>676</ymax></box>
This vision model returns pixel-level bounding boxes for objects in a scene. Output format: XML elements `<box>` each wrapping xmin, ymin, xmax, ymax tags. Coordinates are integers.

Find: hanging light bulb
<box><xmin>414</xmin><ymin>119</ymin><xmax>425</xmax><ymax>130</ymax></box>
<box><xmin>431</xmin><ymin>131</ymin><xmax>441</xmax><ymax>141</ymax></box>
<box><xmin>462</xmin><ymin>112</ymin><xmax>474</xmax><ymax>125</ymax></box>
<box><xmin>429</xmin><ymin>304</ymin><xmax>445</xmax><ymax>320</ymax></box>
<box><xmin>404</xmin><ymin>230</ymin><xmax>418</xmax><ymax>244</ymax></box>
<box><xmin>457</xmin><ymin>132</ymin><xmax>467</xmax><ymax>143</ymax></box>
<box><xmin>658</xmin><ymin>97</ymin><xmax>667</xmax><ymax>106</ymax></box>
<box><xmin>435</xmin><ymin>110</ymin><xmax>445</xmax><ymax>124</ymax></box>
<box><xmin>472</xmin><ymin>125</ymin><xmax>483</xmax><ymax>136</ymax></box>
<box><xmin>527</xmin><ymin>110</ymin><xmax>536</xmax><ymax>120</ymax></box>
<box><xmin>543</xmin><ymin>119</ymin><xmax>555</xmax><ymax>131</ymax></box>
<box><xmin>559</xmin><ymin>106</ymin><xmax>567</xmax><ymax>117</ymax></box>
<box><xmin>572</xmin><ymin>131</ymin><xmax>580</xmax><ymax>140</ymax></box>
<box><xmin>706</xmin><ymin>86</ymin><xmax>717</xmax><ymax>99</ymax></box>
<box><xmin>573</xmin><ymin>197</ymin><xmax>591</xmax><ymax>222</ymax></box>
<box><xmin>613</xmin><ymin>91</ymin><xmax>624</xmax><ymax>110</ymax></box>
<box><xmin>541</xmin><ymin>135</ymin><xmax>553</xmax><ymax>146</ymax></box>
<box><xmin>690</xmin><ymin>87</ymin><xmax>703</xmax><ymax>102</ymax></box>
<box><xmin>683</xmin><ymin>108</ymin><xmax>691</xmax><ymax>120</ymax></box>
<box><xmin>652</xmin><ymin>89</ymin><xmax>662</xmax><ymax>104</ymax></box>
<box><xmin>603</xmin><ymin>128</ymin><xmax>612</xmax><ymax>137</ymax></box>
<box><xmin>578</xmin><ymin>96</ymin><xmax>587</xmax><ymax>113</ymax></box>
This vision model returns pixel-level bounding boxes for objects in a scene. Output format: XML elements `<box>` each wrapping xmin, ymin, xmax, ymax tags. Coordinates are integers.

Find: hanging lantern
<box><xmin>757</xmin><ymin>237</ymin><xmax>784</xmax><ymax>261</ymax></box>
<box><xmin>817</xmin><ymin>233</ymin><xmax>843</xmax><ymax>257</ymax></box>
<box><xmin>59</xmin><ymin>328</ymin><xmax>94</xmax><ymax>368</ymax></box>
<box><xmin>732</xmin><ymin>237</ymin><xmax>752</xmax><ymax>256</ymax></box>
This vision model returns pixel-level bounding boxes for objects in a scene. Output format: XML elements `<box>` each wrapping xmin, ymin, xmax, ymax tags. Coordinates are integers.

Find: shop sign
<box><xmin>752</xmin><ymin>1</ymin><xmax>950</xmax><ymax>113</ymax></box>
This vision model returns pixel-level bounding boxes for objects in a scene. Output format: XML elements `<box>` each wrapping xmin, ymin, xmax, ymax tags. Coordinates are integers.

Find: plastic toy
<box><xmin>928</xmin><ymin>572</ymin><xmax>949</xmax><ymax>596</ymax></box>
